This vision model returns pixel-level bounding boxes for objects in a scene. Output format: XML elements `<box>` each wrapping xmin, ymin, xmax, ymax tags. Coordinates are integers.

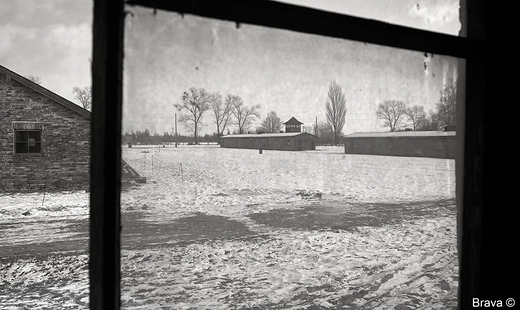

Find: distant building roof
<box><xmin>344</xmin><ymin>131</ymin><xmax>455</xmax><ymax>138</ymax></box>
<box><xmin>221</xmin><ymin>132</ymin><xmax>315</xmax><ymax>139</ymax></box>
<box><xmin>283</xmin><ymin>117</ymin><xmax>303</xmax><ymax>125</ymax></box>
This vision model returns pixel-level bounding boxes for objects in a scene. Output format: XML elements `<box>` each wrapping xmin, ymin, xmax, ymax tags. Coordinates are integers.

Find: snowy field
<box><xmin>0</xmin><ymin>145</ymin><xmax>458</xmax><ymax>309</ymax></box>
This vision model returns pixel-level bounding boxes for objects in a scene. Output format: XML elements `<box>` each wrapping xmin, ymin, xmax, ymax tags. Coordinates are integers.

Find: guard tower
<box><xmin>284</xmin><ymin>117</ymin><xmax>303</xmax><ymax>133</ymax></box>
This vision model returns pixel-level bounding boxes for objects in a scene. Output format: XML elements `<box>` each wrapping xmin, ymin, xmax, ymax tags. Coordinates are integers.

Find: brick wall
<box><xmin>0</xmin><ymin>73</ymin><xmax>90</xmax><ymax>192</ymax></box>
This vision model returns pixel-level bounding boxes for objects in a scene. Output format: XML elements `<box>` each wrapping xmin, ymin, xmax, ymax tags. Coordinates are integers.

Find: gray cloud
<box><xmin>0</xmin><ymin>22</ymin><xmax>92</xmax><ymax>101</ymax></box>
<box><xmin>0</xmin><ymin>0</ymin><xmax>92</xmax><ymax>28</ymax></box>
<box><xmin>0</xmin><ymin>0</ymin><xmax>92</xmax><ymax>102</ymax></box>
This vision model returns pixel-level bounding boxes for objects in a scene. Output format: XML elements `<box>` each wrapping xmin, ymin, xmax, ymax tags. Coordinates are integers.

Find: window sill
<box><xmin>14</xmin><ymin>153</ymin><xmax>43</xmax><ymax>157</ymax></box>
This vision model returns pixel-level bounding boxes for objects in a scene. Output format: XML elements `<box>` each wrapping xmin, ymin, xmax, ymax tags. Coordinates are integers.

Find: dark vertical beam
<box><xmin>460</xmin><ymin>0</ymin><xmax>517</xmax><ymax>307</ymax></box>
<box><xmin>458</xmin><ymin>0</ymin><xmax>485</xmax><ymax>305</ymax></box>
<box><xmin>90</xmin><ymin>0</ymin><xmax>124</xmax><ymax>309</ymax></box>
<box><xmin>457</xmin><ymin>1</ymin><xmax>486</xmax><ymax>309</ymax></box>
<box><xmin>478</xmin><ymin>0</ymin><xmax>517</xmax><ymax>303</ymax></box>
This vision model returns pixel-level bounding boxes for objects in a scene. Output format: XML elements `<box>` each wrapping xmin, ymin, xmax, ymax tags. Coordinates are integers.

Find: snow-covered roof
<box><xmin>344</xmin><ymin>131</ymin><xmax>455</xmax><ymax>138</ymax></box>
<box><xmin>221</xmin><ymin>132</ymin><xmax>315</xmax><ymax>139</ymax></box>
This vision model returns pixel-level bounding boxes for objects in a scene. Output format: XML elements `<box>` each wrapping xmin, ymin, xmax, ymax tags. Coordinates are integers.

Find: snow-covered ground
<box><xmin>121</xmin><ymin>145</ymin><xmax>455</xmax><ymax>218</ymax></box>
<box><xmin>1</xmin><ymin>145</ymin><xmax>457</xmax><ymax>309</ymax></box>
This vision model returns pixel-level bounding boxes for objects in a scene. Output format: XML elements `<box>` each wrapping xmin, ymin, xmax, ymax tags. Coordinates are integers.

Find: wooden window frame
<box><xmin>13</xmin><ymin>129</ymin><xmax>43</xmax><ymax>155</ymax></box>
<box><xmin>12</xmin><ymin>122</ymin><xmax>44</xmax><ymax>155</ymax></box>
<box><xmin>91</xmin><ymin>0</ymin><xmax>514</xmax><ymax>309</ymax></box>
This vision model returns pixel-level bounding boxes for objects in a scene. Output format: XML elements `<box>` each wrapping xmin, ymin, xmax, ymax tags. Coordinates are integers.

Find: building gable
<box><xmin>1</xmin><ymin>64</ymin><xmax>90</xmax><ymax>192</ymax></box>
<box><xmin>0</xmin><ymin>65</ymin><xmax>91</xmax><ymax>119</ymax></box>
<box><xmin>1</xmin><ymin>67</ymin><xmax>92</xmax><ymax>191</ymax></box>
<box><xmin>283</xmin><ymin>116</ymin><xmax>303</xmax><ymax>125</ymax></box>
<box><xmin>1</xmin><ymin>64</ymin><xmax>144</xmax><ymax>191</ymax></box>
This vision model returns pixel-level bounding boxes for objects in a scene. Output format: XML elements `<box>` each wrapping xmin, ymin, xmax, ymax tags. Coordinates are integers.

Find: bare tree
<box><xmin>376</xmin><ymin>100</ymin><xmax>407</xmax><ymax>131</ymax></box>
<box><xmin>417</xmin><ymin>110</ymin><xmax>440</xmax><ymax>131</ymax></box>
<box><xmin>210</xmin><ymin>93</ymin><xmax>233</xmax><ymax>144</ymax></box>
<box><xmin>325</xmin><ymin>81</ymin><xmax>347</xmax><ymax>145</ymax></box>
<box><xmin>260</xmin><ymin>111</ymin><xmax>282</xmax><ymax>133</ymax></box>
<box><xmin>25</xmin><ymin>75</ymin><xmax>42</xmax><ymax>84</ymax></box>
<box><xmin>302</xmin><ymin>125</ymin><xmax>313</xmax><ymax>133</ymax></box>
<box><xmin>72</xmin><ymin>86</ymin><xmax>92</xmax><ymax>111</ymax></box>
<box><xmin>437</xmin><ymin>79</ymin><xmax>457</xmax><ymax>128</ymax></box>
<box><xmin>178</xmin><ymin>87</ymin><xmax>211</xmax><ymax>144</ymax></box>
<box><xmin>230</xmin><ymin>95</ymin><xmax>261</xmax><ymax>134</ymax></box>
<box><xmin>405</xmin><ymin>105</ymin><xmax>427</xmax><ymax>130</ymax></box>
<box><xmin>313</xmin><ymin>121</ymin><xmax>333</xmax><ymax>145</ymax></box>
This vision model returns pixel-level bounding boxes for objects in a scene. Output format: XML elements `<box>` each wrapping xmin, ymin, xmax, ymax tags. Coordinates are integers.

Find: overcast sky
<box><xmin>1</xmin><ymin>0</ymin><xmax>461</xmax><ymax>135</ymax></box>
<box><xmin>0</xmin><ymin>0</ymin><xmax>92</xmax><ymax>102</ymax></box>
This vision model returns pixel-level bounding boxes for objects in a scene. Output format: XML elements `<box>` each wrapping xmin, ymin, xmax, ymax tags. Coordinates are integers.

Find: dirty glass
<box><xmin>276</xmin><ymin>0</ymin><xmax>464</xmax><ymax>37</ymax></box>
<box><xmin>120</xmin><ymin>5</ymin><xmax>461</xmax><ymax>309</ymax></box>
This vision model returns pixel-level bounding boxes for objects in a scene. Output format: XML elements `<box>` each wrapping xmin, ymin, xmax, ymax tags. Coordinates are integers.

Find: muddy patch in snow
<box><xmin>248</xmin><ymin>199</ymin><xmax>456</xmax><ymax>232</ymax></box>
<box><xmin>122</xmin><ymin>212</ymin><xmax>265</xmax><ymax>250</ymax></box>
<box><xmin>0</xmin><ymin>218</ymin><xmax>89</xmax><ymax>258</ymax></box>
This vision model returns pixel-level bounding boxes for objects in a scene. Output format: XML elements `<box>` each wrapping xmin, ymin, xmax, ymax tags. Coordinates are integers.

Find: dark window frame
<box><xmin>91</xmin><ymin>0</ymin><xmax>513</xmax><ymax>308</ymax></box>
<box><xmin>12</xmin><ymin>122</ymin><xmax>44</xmax><ymax>156</ymax></box>
<box><xmin>14</xmin><ymin>129</ymin><xmax>43</xmax><ymax>155</ymax></box>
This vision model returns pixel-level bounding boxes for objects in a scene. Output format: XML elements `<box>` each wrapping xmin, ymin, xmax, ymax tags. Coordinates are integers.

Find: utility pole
<box><xmin>173</xmin><ymin>104</ymin><xmax>179</xmax><ymax>148</ymax></box>
<box><xmin>315</xmin><ymin>116</ymin><xmax>318</xmax><ymax>148</ymax></box>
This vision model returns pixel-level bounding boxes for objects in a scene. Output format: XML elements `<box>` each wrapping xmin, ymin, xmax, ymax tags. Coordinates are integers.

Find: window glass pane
<box><xmin>15</xmin><ymin>131</ymin><xmax>28</xmax><ymax>142</ymax></box>
<box><xmin>275</xmin><ymin>0</ymin><xmax>464</xmax><ymax>37</ymax></box>
<box><xmin>14</xmin><ymin>131</ymin><xmax>42</xmax><ymax>153</ymax></box>
<box><xmin>29</xmin><ymin>131</ymin><xmax>42</xmax><ymax>141</ymax></box>
<box><xmin>29</xmin><ymin>142</ymin><xmax>41</xmax><ymax>153</ymax></box>
<box><xmin>122</xmin><ymin>7</ymin><xmax>461</xmax><ymax>309</ymax></box>
<box><xmin>15</xmin><ymin>142</ymin><xmax>28</xmax><ymax>153</ymax></box>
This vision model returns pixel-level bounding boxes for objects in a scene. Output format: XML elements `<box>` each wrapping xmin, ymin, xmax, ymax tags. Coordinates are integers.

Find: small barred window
<box><xmin>12</xmin><ymin>122</ymin><xmax>43</xmax><ymax>154</ymax></box>
<box><xmin>14</xmin><ymin>130</ymin><xmax>42</xmax><ymax>154</ymax></box>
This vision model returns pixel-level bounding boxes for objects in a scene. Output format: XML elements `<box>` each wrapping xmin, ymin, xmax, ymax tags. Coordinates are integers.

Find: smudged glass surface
<box><xmin>119</xmin><ymin>6</ymin><xmax>461</xmax><ymax>309</ymax></box>
<box><xmin>275</xmin><ymin>0</ymin><xmax>464</xmax><ymax>36</ymax></box>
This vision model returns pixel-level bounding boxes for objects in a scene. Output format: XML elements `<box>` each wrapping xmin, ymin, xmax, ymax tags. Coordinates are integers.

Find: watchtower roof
<box><xmin>283</xmin><ymin>117</ymin><xmax>303</xmax><ymax>125</ymax></box>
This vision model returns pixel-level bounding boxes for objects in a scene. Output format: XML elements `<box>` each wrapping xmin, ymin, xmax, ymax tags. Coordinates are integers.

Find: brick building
<box><xmin>220</xmin><ymin>116</ymin><xmax>316</xmax><ymax>151</ymax></box>
<box><xmin>220</xmin><ymin>132</ymin><xmax>316</xmax><ymax>151</ymax></box>
<box><xmin>0</xmin><ymin>65</ymin><xmax>92</xmax><ymax>192</ymax></box>
<box><xmin>343</xmin><ymin>130</ymin><xmax>456</xmax><ymax>159</ymax></box>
